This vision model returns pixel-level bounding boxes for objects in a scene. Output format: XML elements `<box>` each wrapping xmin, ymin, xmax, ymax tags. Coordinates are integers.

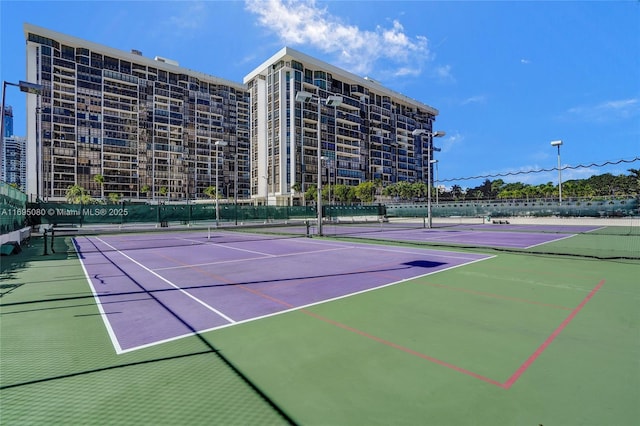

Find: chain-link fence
<box><xmin>1</xmin><ymin>182</ymin><xmax>27</xmax><ymax>234</ymax></box>
<box><xmin>386</xmin><ymin>197</ymin><xmax>639</xmax><ymax>219</ymax></box>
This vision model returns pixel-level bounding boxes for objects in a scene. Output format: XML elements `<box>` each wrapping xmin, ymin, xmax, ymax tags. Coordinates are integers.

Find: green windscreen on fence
<box><xmin>387</xmin><ymin>198</ymin><xmax>638</xmax><ymax>218</ymax></box>
<box><xmin>1</xmin><ymin>182</ymin><xmax>27</xmax><ymax>234</ymax></box>
<box><xmin>31</xmin><ymin>202</ymin><xmax>325</xmax><ymax>226</ymax></box>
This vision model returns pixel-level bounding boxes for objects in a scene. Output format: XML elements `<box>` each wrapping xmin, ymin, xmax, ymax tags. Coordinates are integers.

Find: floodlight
<box><xmin>295</xmin><ymin>91</ymin><xmax>313</xmax><ymax>103</ymax></box>
<box><xmin>325</xmin><ymin>95</ymin><xmax>343</xmax><ymax>107</ymax></box>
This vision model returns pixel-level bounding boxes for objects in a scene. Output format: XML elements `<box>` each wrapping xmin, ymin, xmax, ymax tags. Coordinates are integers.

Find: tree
<box><xmin>108</xmin><ymin>192</ymin><xmax>122</xmax><ymax>204</ymax></box>
<box><xmin>354</xmin><ymin>182</ymin><xmax>376</xmax><ymax>203</ymax></box>
<box><xmin>396</xmin><ymin>181</ymin><xmax>413</xmax><ymax>201</ymax></box>
<box><xmin>141</xmin><ymin>184</ymin><xmax>151</xmax><ymax>199</ymax></box>
<box><xmin>65</xmin><ymin>185</ymin><xmax>92</xmax><ymax>204</ymax></box>
<box><xmin>93</xmin><ymin>174</ymin><xmax>105</xmax><ymax>199</ymax></box>
<box><xmin>412</xmin><ymin>182</ymin><xmax>428</xmax><ymax>200</ymax></box>
<box><xmin>373</xmin><ymin>178</ymin><xmax>383</xmax><ymax>197</ymax></box>
<box><xmin>490</xmin><ymin>179</ymin><xmax>505</xmax><ymax>198</ymax></box>
<box><xmin>305</xmin><ymin>184</ymin><xmax>318</xmax><ymax>203</ymax></box>
<box><xmin>159</xmin><ymin>186</ymin><xmax>168</xmax><ymax>199</ymax></box>
<box><xmin>333</xmin><ymin>184</ymin><xmax>355</xmax><ymax>203</ymax></box>
<box><xmin>204</xmin><ymin>186</ymin><xmax>218</xmax><ymax>199</ymax></box>
<box><xmin>451</xmin><ymin>185</ymin><xmax>463</xmax><ymax>200</ymax></box>
<box><xmin>291</xmin><ymin>182</ymin><xmax>303</xmax><ymax>205</ymax></box>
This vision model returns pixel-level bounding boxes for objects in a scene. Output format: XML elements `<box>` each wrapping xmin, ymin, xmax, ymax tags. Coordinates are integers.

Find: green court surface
<box><xmin>1</xmin><ymin>228</ymin><xmax>638</xmax><ymax>425</ymax></box>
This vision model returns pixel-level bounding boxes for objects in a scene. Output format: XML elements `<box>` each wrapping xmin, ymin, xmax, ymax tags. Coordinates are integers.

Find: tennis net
<box><xmin>320</xmin><ymin>216</ymin><xmax>640</xmax><ymax>261</ymax></box>
<box><xmin>42</xmin><ymin>221</ymin><xmax>311</xmax><ymax>256</ymax></box>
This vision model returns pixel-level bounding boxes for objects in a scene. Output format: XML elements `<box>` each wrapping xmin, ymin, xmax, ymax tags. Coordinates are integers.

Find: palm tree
<box><xmin>94</xmin><ymin>174</ymin><xmax>105</xmax><ymax>200</ymax></box>
<box><xmin>159</xmin><ymin>186</ymin><xmax>168</xmax><ymax>199</ymax></box>
<box><xmin>291</xmin><ymin>182</ymin><xmax>303</xmax><ymax>205</ymax></box>
<box><xmin>451</xmin><ymin>185</ymin><xmax>463</xmax><ymax>200</ymax></box>
<box><xmin>65</xmin><ymin>185</ymin><xmax>92</xmax><ymax>204</ymax></box>
<box><xmin>108</xmin><ymin>192</ymin><xmax>121</xmax><ymax>204</ymax></box>
<box><xmin>141</xmin><ymin>184</ymin><xmax>151</xmax><ymax>200</ymax></box>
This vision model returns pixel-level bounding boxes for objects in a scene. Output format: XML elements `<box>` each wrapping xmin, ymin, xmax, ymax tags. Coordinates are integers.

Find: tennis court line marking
<box><xmin>300</xmin><ymin>309</ymin><xmax>506</xmax><ymax>387</ymax></box>
<box><xmin>502</xmin><ymin>278</ymin><xmax>605</xmax><ymax>389</ymax></box>
<box><xmin>94</xmin><ymin>237</ymin><xmax>236</xmax><ymax>324</ymax></box>
<box><xmin>74</xmin><ymin>239</ymin><xmax>124</xmax><ymax>353</ymax></box>
<box><xmin>296</xmin><ymin>277</ymin><xmax>605</xmax><ymax>390</ymax></box>
<box><xmin>422</xmin><ymin>282</ymin><xmax>573</xmax><ymax>311</ymax></box>
<box><xmin>178</xmin><ymin>237</ymin><xmax>277</xmax><ymax>257</ymax></box>
<box><xmin>117</xmin><ymin>249</ymin><xmax>495</xmax><ymax>353</ymax></box>
<box><xmin>153</xmin><ymin>240</ymin><xmax>484</xmax><ymax>271</ymax></box>
<box><xmin>154</xmin><ymin>245</ymin><xmax>354</xmax><ymax>271</ymax></box>
<box><xmin>524</xmin><ymin>233</ymin><xmax>577</xmax><ymax>249</ymax></box>
<box><xmin>355</xmin><ymin>244</ymin><xmax>488</xmax><ymax>261</ymax></box>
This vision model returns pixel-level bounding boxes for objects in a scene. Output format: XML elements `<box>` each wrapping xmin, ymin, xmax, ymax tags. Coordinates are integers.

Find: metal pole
<box><xmin>234</xmin><ymin>154</ymin><xmax>238</xmax><ymax>225</ymax></box>
<box><xmin>427</xmin><ymin>137</ymin><xmax>432</xmax><ymax>229</ymax></box>
<box><xmin>317</xmin><ymin>97</ymin><xmax>323</xmax><ymax>236</ymax></box>
<box><xmin>434</xmin><ymin>160</ymin><xmax>439</xmax><ymax>205</ymax></box>
<box><xmin>0</xmin><ymin>82</ymin><xmax>8</xmax><ymax>182</ymax></box>
<box><xmin>215</xmin><ymin>144</ymin><xmax>220</xmax><ymax>227</ymax></box>
<box><xmin>557</xmin><ymin>144</ymin><xmax>562</xmax><ymax>204</ymax></box>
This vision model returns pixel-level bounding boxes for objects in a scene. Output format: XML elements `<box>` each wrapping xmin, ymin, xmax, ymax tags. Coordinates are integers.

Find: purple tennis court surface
<box><xmin>76</xmin><ymin>232</ymin><xmax>491</xmax><ymax>353</ymax></box>
<box><xmin>321</xmin><ymin>222</ymin><xmax>601</xmax><ymax>248</ymax></box>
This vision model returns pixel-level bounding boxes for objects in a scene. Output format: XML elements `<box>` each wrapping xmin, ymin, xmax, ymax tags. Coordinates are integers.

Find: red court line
<box><xmin>423</xmin><ymin>282</ymin><xmax>573</xmax><ymax>310</ymax></box>
<box><xmin>302</xmin><ymin>279</ymin><xmax>605</xmax><ymax>390</ymax></box>
<box><xmin>502</xmin><ymin>279</ymin><xmax>606</xmax><ymax>389</ymax></box>
<box><xmin>300</xmin><ymin>309</ymin><xmax>505</xmax><ymax>388</ymax></box>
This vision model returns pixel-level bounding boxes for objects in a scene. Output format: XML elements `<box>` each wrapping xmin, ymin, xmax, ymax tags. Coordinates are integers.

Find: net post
<box><xmin>42</xmin><ymin>229</ymin><xmax>48</xmax><ymax>256</ymax></box>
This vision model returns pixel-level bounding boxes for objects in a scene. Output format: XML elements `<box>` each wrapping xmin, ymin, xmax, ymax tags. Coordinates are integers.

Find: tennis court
<box><xmin>1</xmin><ymin>219</ymin><xmax>638</xmax><ymax>425</ymax></box>
<box><xmin>73</xmin><ymin>231</ymin><xmax>489</xmax><ymax>352</ymax></box>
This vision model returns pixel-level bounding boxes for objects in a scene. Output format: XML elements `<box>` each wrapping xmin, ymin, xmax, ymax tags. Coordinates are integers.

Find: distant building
<box><xmin>244</xmin><ymin>47</ymin><xmax>439</xmax><ymax>205</ymax></box>
<box><xmin>2</xmin><ymin>106</ymin><xmax>27</xmax><ymax>191</ymax></box>
<box><xmin>24</xmin><ymin>23</ymin><xmax>250</xmax><ymax>201</ymax></box>
<box><xmin>2</xmin><ymin>135</ymin><xmax>27</xmax><ymax>191</ymax></box>
<box><xmin>23</xmin><ymin>24</ymin><xmax>440</xmax><ymax>204</ymax></box>
<box><xmin>3</xmin><ymin>106</ymin><xmax>13</xmax><ymax>138</ymax></box>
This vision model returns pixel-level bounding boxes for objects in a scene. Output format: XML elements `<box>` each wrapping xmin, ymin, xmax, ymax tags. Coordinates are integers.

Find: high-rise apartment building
<box><xmin>2</xmin><ymin>106</ymin><xmax>27</xmax><ymax>190</ymax></box>
<box><xmin>24</xmin><ymin>23</ymin><xmax>250</xmax><ymax>202</ymax></box>
<box><xmin>2</xmin><ymin>135</ymin><xmax>27</xmax><ymax>191</ymax></box>
<box><xmin>3</xmin><ymin>106</ymin><xmax>14</xmax><ymax>137</ymax></box>
<box><xmin>23</xmin><ymin>24</ymin><xmax>439</xmax><ymax>205</ymax></box>
<box><xmin>244</xmin><ymin>47</ymin><xmax>439</xmax><ymax>205</ymax></box>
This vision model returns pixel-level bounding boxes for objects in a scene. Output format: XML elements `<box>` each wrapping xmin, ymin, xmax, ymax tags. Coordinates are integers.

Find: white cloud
<box><xmin>460</xmin><ymin>95</ymin><xmax>486</xmax><ymax>105</ymax></box>
<box><xmin>244</xmin><ymin>0</ymin><xmax>432</xmax><ymax>77</ymax></box>
<box><xmin>168</xmin><ymin>1</ymin><xmax>207</xmax><ymax>31</ymax></box>
<box><xmin>520</xmin><ymin>58</ymin><xmax>531</xmax><ymax>64</ymax></box>
<box><xmin>566</xmin><ymin>98</ymin><xmax>639</xmax><ymax>122</ymax></box>
<box><xmin>434</xmin><ymin>64</ymin><xmax>455</xmax><ymax>82</ymax></box>
<box><xmin>439</xmin><ymin>131</ymin><xmax>464</xmax><ymax>154</ymax></box>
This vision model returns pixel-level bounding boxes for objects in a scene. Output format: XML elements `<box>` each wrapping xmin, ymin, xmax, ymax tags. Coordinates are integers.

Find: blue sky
<box><xmin>1</xmin><ymin>0</ymin><xmax>638</xmax><ymax>189</ymax></box>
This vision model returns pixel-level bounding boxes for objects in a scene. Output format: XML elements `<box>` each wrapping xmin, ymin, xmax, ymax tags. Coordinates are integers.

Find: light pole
<box><xmin>214</xmin><ymin>140</ymin><xmax>227</xmax><ymax>226</ymax></box>
<box><xmin>295</xmin><ymin>91</ymin><xmax>343</xmax><ymax>236</ymax></box>
<box><xmin>550</xmin><ymin>140</ymin><xmax>563</xmax><ymax>203</ymax></box>
<box><xmin>1</xmin><ymin>80</ymin><xmax>43</xmax><ymax>199</ymax></box>
<box><xmin>430</xmin><ymin>159</ymin><xmax>439</xmax><ymax>205</ymax></box>
<box><xmin>412</xmin><ymin>129</ymin><xmax>446</xmax><ymax>229</ymax></box>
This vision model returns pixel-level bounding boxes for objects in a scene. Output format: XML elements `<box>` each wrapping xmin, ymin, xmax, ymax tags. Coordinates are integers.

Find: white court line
<box><xmin>156</xmin><ymin>245</ymin><xmax>353</xmax><ymax>271</ymax></box>
<box><xmin>524</xmin><ymin>233</ymin><xmax>579</xmax><ymax>249</ymax></box>
<box><xmin>355</xmin><ymin>244</ymin><xmax>489</xmax><ymax>260</ymax></box>
<box><xmin>117</xmin><ymin>252</ymin><xmax>496</xmax><ymax>353</ymax></box>
<box><xmin>95</xmin><ymin>237</ymin><xmax>236</xmax><ymax>324</ymax></box>
<box><xmin>178</xmin><ymin>237</ymin><xmax>276</xmax><ymax>257</ymax></box>
<box><xmin>156</xmin><ymin>237</ymin><xmax>486</xmax><ymax>271</ymax></box>
<box><xmin>74</xmin><ymin>238</ymin><xmax>124</xmax><ymax>354</ymax></box>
